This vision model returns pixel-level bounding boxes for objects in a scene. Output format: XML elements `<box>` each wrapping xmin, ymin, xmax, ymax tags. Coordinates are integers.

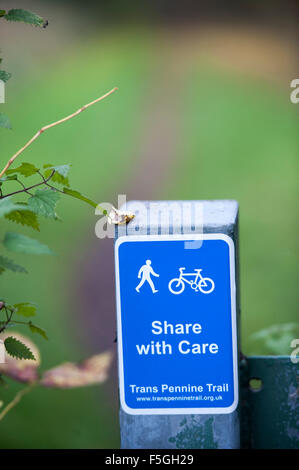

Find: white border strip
<box><xmin>114</xmin><ymin>233</ymin><xmax>238</xmax><ymax>415</ymax></box>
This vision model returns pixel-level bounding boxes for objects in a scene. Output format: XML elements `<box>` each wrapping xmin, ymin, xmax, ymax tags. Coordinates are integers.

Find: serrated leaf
<box><xmin>63</xmin><ymin>187</ymin><xmax>97</xmax><ymax>208</ymax></box>
<box><xmin>0</xmin><ymin>70</ymin><xmax>11</xmax><ymax>82</ymax></box>
<box><xmin>28</xmin><ymin>189</ymin><xmax>60</xmax><ymax>219</ymax></box>
<box><xmin>0</xmin><ymin>255</ymin><xmax>27</xmax><ymax>273</ymax></box>
<box><xmin>14</xmin><ymin>302</ymin><xmax>36</xmax><ymax>317</ymax></box>
<box><xmin>6</xmin><ymin>162</ymin><xmax>39</xmax><ymax>177</ymax></box>
<box><xmin>29</xmin><ymin>322</ymin><xmax>48</xmax><ymax>340</ymax></box>
<box><xmin>5</xmin><ymin>209</ymin><xmax>40</xmax><ymax>231</ymax></box>
<box><xmin>44</xmin><ymin>164</ymin><xmax>70</xmax><ymax>187</ymax></box>
<box><xmin>4</xmin><ymin>9</ymin><xmax>45</xmax><ymax>27</ymax></box>
<box><xmin>4</xmin><ymin>336</ymin><xmax>35</xmax><ymax>360</ymax></box>
<box><xmin>0</xmin><ymin>197</ymin><xmax>24</xmax><ymax>218</ymax></box>
<box><xmin>0</xmin><ymin>113</ymin><xmax>12</xmax><ymax>129</ymax></box>
<box><xmin>3</xmin><ymin>232</ymin><xmax>53</xmax><ymax>255</ymax></box>
<box><xmin>43</xmin><ymin>164</ymin><xmax>70</xmax><ymax>178</ymax></box>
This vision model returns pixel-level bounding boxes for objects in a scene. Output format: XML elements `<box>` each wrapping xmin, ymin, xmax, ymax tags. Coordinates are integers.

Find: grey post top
<box><xmin>116</xmin><ymin>200</ymin><xmax>239</xmax><ymax>239</ymax></box>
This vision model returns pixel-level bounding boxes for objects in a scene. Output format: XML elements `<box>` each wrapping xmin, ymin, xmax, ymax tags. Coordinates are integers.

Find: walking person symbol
<box><xmin>135</xmin><ymin>260</ymin><xmax>159</xmax><ymax>293</ymax></box>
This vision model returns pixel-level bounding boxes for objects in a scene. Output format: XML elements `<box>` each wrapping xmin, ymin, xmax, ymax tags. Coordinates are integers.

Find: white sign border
<box><xmin>114</xmin><ymin>233</ymin><xmax>239</xmax><ymax>415</ymax></box>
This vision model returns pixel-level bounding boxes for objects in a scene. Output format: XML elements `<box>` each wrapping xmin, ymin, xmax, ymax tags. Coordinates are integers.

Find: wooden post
<box><xmin>114</xmin><ymin>200</ymin><xmax>240</xmax><ymax>449</ymax></box>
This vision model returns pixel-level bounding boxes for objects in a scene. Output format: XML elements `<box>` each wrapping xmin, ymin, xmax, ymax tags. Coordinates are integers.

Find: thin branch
<box><xmin>14</xmin><ymin>177</ymin><xmax>34</xmax><ymax>196</ymax></box>
<box><xmin>0</xmin><ymin>87</ymin><xmax>118</xmax><ymax>179</ymax></box>
<box><xmin>0</xmin><ymin>307</ymin><xmax>14</xmax><ymax>334</ymax></box>
<box><xmin>37</xmin><ymin>170</ymin><xmax>65</xmax><ymax>195</ymax></box>
<box><xmin>1</xmin><ymin>170</ymin><xmax>55</xmax><ymax>199</ymax></box>
<box><xmin>0</xmin><ymin>176</ymin><xmax>34</xmax><ymax>197</ymax></box>
<box><xmin>0</xmin><ymin>383</ymin><xmax>36</xmax><ymax>422</ymax></box>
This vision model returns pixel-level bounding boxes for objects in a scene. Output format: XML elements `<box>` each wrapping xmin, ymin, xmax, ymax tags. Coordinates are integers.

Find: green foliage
<box><xmin>0</xmin><ymin>255</ymin><xmax>27</xmax><ymax>274</ymax></box>
<box><xmin>63</xmin><ymin>187</ymin><xmax>97</xmax><ymax>208</ymax></box>
<box><xmin>0</xmin><ymin>113</ymin><xmax>12</xmax><ymax>130</ymax></box>
<box><xmin>0</xmin><ymin>198</ymin><xmax>24</xmax><ymax>218</ymax></box>
<box><xmin>14</xmin><ymin>303</ymin><xmax>36</xmax><ymax>318</ymax></box>
<box><xmin>0</xmin><ymin>8</ymin><xmax>112</xmax><ymax>386</ymax></box>
<box><xmin>46</xmin><ymin>164</ymin><xmax>70</xmax><ymax>178</ymax></box>
<box><xmin>3</xmin><ymin>232</ymin><xmax>53</xmax><ymax>255</ymax></box>
<box><xmin>0</xmin><ymin>159</ymin><xmax>103</xmax><ymax>351</ymax></box>
<box><xmin>5</xmin><ymin>209</ymin><xmax>40</xmax><ymax>231</ymax></box>
<box><xmin>4</xmin><ymin>336</ymin><xmax>35</xmax><ymax>360</ymax></box>
<box><xmin>6</xmin><ymin>162</ymin><xmax>39</xmax><ymax>177</ymax></box>
<box><xmin>0</xmin><ymin>70</ymin><xmax>11</xmax><ymax>82</ymax></box>
<box><xmin>0</xmin><ymin>174</ymin><xmax>18</xmax><ymax>184</ymax></box>
<box><xmin>28</xmin><ymin>322</ymin><xmax>48</xmax><ymax>340</ymax></box>
<box><xmin>3</xmin><ymin>9</ymin><xmax>46</xmax><ymax>28</ymax></box>
<box><xmin>28</xmin><ymin>189</ymin><xmax>60</xmax><ymax>219</ymax></box>
<box><xmin>43</xmin><ymin>164</ymin><xmax>71</xmax><ymax>187</ymax></box>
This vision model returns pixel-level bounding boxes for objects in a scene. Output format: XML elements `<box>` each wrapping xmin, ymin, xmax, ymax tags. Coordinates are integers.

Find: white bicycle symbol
<box><xmin>168</xmin><ymin>268</ymin><xmax>215</xmax><ymax>295</ymax></box>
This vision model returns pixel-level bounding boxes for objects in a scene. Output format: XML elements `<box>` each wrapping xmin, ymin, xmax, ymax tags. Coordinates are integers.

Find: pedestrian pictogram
<box><xmin>135</xmin><ymin>260</ymin><xmax>159</xmax><ymax>294</ymax></box>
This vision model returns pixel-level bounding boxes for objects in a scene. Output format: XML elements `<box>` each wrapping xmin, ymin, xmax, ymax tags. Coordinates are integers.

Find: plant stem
<box><xmin>1</xmin><ymin>170</ymin><xmax>55</xmax><ymax>199</ymax></box>
<box><xmin>15</xmin><ymin>177</ymin><xmax>34</xmax><ymax>196</ymax></box>
<box><xmin>0</xmin><ymin>87</ymin><xmax>118</xmax><ymax>178</ymax></box>
<box><xmin>0</xmin><ymin>307</ymin><xmax>14</xmax><ymax>334</ymax></box>
<box><xmin>0</xmin><ymin>383</ymin><xmax>37</xmax><ymax>422</ymax></box>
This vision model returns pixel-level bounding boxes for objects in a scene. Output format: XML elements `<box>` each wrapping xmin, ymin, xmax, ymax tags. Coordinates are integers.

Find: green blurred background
<box><xmin>0</xmin><ymin>0</ymin><xmax>298</xmax><ymax>448</ymax></box>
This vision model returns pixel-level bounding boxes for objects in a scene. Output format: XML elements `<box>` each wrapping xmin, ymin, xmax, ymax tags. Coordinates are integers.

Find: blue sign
<box><xmin>115</xmin><ymin>234</ymin><xmax>238</xmax><ymax>415</ymax></box>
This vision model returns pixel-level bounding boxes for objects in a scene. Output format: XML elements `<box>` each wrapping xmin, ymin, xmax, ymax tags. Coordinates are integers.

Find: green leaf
<box><xmin>29</xmin><ymin>322</ymin><xmax>48</xmax><ymax>340</ymax></box>
<box><xmin>4</xmin><ymin>336</ymin><xmax>35</xmax><ymax>360</ymax></box>
<box><xmin>0</xmin><ymin>197</ymin><xmax>24</xmax><ymax>218</ymax></box>
<box><xmin>5</xmin><ymin>208</ymin><xmax>40</xmax><ymax>231</ymax></box>
<box><xmin>28</xmin><ymin>189</ymin><xmax>60</xmax><ymax>219</ymax></box>
<box><xmin>0</xmin><ymin>10</ymin><xmax>6</xmax><ymax>18</ymax></box>
<box><xmin>14</xmin><ymin>302</ymin><xmax>36</xmax><ymax>317</ymax></box>
<box><xmin>3</xmin><ymin>232</ymin><xmax>53</xmax><ymax>255</ymax></box>
<box><xmin>0</xmin><ymin>174</ymin><xmax>18</xmax><ymax>185</ymax></box>
<box><xmin>44</xmin><ymin>164</ymin><xmax>70</xmax><ymax>178</ymax></box>
<box><xmin>0</xmin><ymin>255</ymin><xmax>27</xmax><ymax>273</ymax></box>
<box><xmin>6</xmin><ymin>162</ymin><xmax>39</xmax><ymax>177</ymax></box>
<box><xmin>63</xmin><ymin>187</ymin><xmax>97</xmax><ymax>208</ymax></box>
<box><xmin>4</xmin><ymin>9</ymin><xmax>45</xmax><ymax>27</ymax></box>
<box><xmin>44</xmin><ymin>164</ymin><xmax>70</xmax><ymax>187</ymax></box>
<box><xmin>0</xmin><ymin>70</ymin><xmax>11</xmax><ymax>82</ymax></box>
<box><xmin>0</xmin><ymin>113</ymin><xmax>12</xmax><ymax>129</ymax></box>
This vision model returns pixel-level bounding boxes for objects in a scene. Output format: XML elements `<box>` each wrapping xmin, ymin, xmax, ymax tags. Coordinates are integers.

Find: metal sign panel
<box><xmin>115</xmin><ymin>234</ymin><xmax>238</xmax><ymax>415</ymax></box>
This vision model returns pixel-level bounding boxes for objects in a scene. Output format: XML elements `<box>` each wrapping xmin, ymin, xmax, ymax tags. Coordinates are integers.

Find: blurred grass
<box><xmin>0</xmin><ymin>29</ymin><xmax>298</xmax><ymax>448</ymax></box>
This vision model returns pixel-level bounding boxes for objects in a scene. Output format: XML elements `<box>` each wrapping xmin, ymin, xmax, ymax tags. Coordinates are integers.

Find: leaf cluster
<box><xmin>0</xmin><ymin>163</ymin><xmax>97</xmax><ymax>356</ymax></box>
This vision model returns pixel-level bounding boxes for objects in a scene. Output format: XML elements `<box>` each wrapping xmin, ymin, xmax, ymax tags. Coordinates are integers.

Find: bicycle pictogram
<box><xmin>168</xmin><ymin>267</ymin><xmax>215</xmax><ymax>295</ymax></box>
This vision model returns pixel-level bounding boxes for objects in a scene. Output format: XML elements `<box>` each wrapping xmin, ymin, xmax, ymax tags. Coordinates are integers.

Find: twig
<box><xmin>0</xmin><ymin>307</ymin><xmax>14</xmax><ymax>334</ymax></box>
<box><xmin>1</xmin><ymin>170</ymin><xmax>55</xmax><ymax>199</ymax></box>
<box><xmin>0</xmin><ymin>383</ymin><xmax>36</xmax><ymax>422</ymax></box>
<box><xmin>0</xmin><ymin>87</ymin><xmax>118</xmax><ymax>179</ymax></box>
<box><xmin>37</xmin><ymin>170</ymin><xmax>65</xmax><ymax>195</ymax></box>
